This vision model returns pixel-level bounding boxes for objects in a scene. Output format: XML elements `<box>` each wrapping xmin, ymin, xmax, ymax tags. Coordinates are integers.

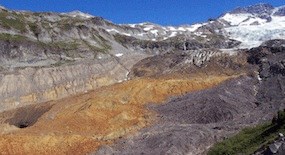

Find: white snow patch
<box><xmin>194</xmin><ymin>32</ymin><xmax>203</xmax><ymax>36</ymax></box>
<box><xmin>168</xmin><ymin>26</ymin><xmax>177</xmax><ymax>31</ymax></box>
<box><xmin>224</xmin><ymin>16</ymin><xmax>285</xmax><ymax>48</ymax></box>
<box><xmin>257</xmin><ymin>74</ymin><xmax>262</xmax><ymax>81</ymax></box>
<box><xmin>150</xmin><ymin>29</ymin><xmax>159</xmax><ymax>35</ymax></box>
<box><xmin>239</xmin><ymin>17</ymin><xmax>267</xmax><ymax>26</ymax></box>
<box><xmin>221</xmin><ymin>13</ymin><xmax>252</xmax><ymax>25</ymax></box>
<box><xmin>66</xmin><ymin>11</ymin><xmax>93</xmax><ymax>19</ymax></box>
<box><xmin>163</xmin><ymin>37</ymin><xmax>169</xmax><ymax>40</ymax></box>
<box><xmin>162</xmin><ymin>27</ymin><xmax>168</xmax><ymax>31</ymax></box>
<box><xmin>143</xmin><ymin>25</ymin><xmax>155</xmax><ymax>31</ymax></box>
<box><xmin>115</xmin><ymin>53</ymin><xmax>124</xmax><ymax>57</ymax></box>
<box><xmin>185</xmin><ymin>23</ymin><xmax>204</xmax><ymax>32</ymax></box>
<box><xmin>106</xmin><ymin>29</ymin><xmax>131</xmax><ymax>37</ymax></box>
<box><xmin>169</xmin><ymin>32</ymin><xmax>178</xmax><ymax>38</ymax></box>
<box><xmin>137</xmin><ymin>33</ymin><xmax>144</xmax><ymax>36</ymax></box>
<box><xmin>128</xmin><ymin>24</ymin><xmax>136</xmax><ymax>28</ymax></box>
<box><xmin>177</xmin><ymin>27</ymin><xmax>186</xmax><ymax>31</ymax></box>
<box><xmin>106</xmin><ymin>29</ymin><xmax>120</xmax><ymax>33</ymax></box>
<box><xmin>121</xmin><ymin>33</ymin><xmax>131</xmax><ymax>36</ymax></box>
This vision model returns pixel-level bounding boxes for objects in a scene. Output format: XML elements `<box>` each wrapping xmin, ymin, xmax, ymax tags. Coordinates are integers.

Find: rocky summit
<box><xmin>0</xmin><ymin>3</ymin><xmax>284</xmax><ymax>155</ymax></box>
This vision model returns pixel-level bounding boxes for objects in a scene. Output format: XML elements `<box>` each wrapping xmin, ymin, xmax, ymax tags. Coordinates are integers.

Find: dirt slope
<box><xmin>0</xmin><ymin>75</ymin><xmax>232</xmax><ymax>154</ymax></box>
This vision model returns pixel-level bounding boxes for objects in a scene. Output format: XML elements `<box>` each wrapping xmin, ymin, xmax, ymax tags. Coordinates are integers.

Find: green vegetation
<box><xmin>0</xmin><ymin>33</ymin><xmax>27</xmax><ymax>41</ymax></box>
<box><xmin>51</xmin><ymin>59</ymin><xmax>75</xmax><ymax>67</ymax></box>
<box><xmin>0</xmin><ymin>10</ymin><xmax>27</xmax><ymax>32</ymax></box>
<box><xmin>57</xmin><ymin>18</ymin><xmax>85</xmax><ymax>30</ymax></box>
<box><xmin>82</xmin><ymin>39</ymin><xmax>111</xmax><ymax>54</ymax></box>
<box><xmin>208</xmin><ymin>110</ymin><xmax>285</xmax><ymax>155</ymax></box>
<box><xmin>51</xmin><ymin>41</ymin><xmax>80</xmax><ymax>51</ymax></box>
<box><xmin>28</xmin><ymin>22</ymin><xmax>41</xmax><ymax>37</ymax></box>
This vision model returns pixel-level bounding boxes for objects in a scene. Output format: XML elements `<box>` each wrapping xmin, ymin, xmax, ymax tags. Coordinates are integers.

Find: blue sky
<box><xmin>0</xmin><ymin>0</ymin><xmax>284</xmax><ymax>26</ymax></box>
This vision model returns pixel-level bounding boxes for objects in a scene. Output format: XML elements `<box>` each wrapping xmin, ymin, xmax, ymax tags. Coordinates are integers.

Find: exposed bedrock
<box><xmin>129</xmin><ymin>48</ymin><xmax>250</xmax><ymax>78</ymax></box>
<box><xmin>247</xmin><ymin>39</ymin><xmax>285</xmax><ymax>105</ymax></box>
<box><xmin>0</xmin><ymin>52</ymin><xmax>147</xmax><ymax>112</ymax></box>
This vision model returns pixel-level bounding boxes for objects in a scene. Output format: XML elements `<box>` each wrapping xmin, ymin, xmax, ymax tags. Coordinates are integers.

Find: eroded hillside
<box><xmin>0</xmin><ymin>74</ymin><xmax>232</xmax><ymax>154</ymax></box>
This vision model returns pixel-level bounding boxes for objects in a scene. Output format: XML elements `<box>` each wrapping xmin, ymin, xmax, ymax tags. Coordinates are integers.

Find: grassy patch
<box><xmin>28</xmin><ymin>22</ymin><xmax>41</xmax><ymax>37</ymax></box>
<box><xmin>51</xmin><ymin>41</ymin><xmax>79</xmax><ymax>51</ymax></box>
<box><xmin>208</xmin><ymin>110</ymin><xmax>285</xmax><ymax>155</ymax></box>
<box><xmin>51</xmin><ymin>59</ymin><xmax>75</xmax><ymax>67</ymax></box>
<box><xmin>82</xmin><ymin>39</ymin><xmax>110</xmax><ymax>54</ymax></box>
<box><xmin>0</xmin><ymin>10</ymin><xmax>27</xmax><ymax>32</ymax></box>
<box><xmin>0</xmin><ymin>33</ymin><xmax>27</xmax><ymax>41</ymax></box>
<box><xmin>57</xmin><ymin>18</ymin><xmax>85</xmax><ymax>30</ymax></box>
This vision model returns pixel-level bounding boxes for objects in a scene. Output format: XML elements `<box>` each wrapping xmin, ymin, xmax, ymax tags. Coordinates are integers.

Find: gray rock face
<box><xmin>230</xmin><ymin>3</ymin><xmax>274</xmax><ymax>15</ymax></box>
<box><xmin>0</xmin><ymin>52</ymin><xmax>148</xmax><ymax>112</ymax></box>
<box><xmin>274</xmin><ymin>6</ymin><xmax>285</xmax><ymax>16</ymax></box>
<box><xmin>130</xmin><ymin>49</ymin><xmax>219</xmax><ymax>77</ymax></box>
<box><xmin>0</xmin><ymin>40</ymin><xmax>60</xmax><ymax>68</ymax></box>
<box><xmin>129</xmin><ymin>48</ymin><xmax>247</xmax><ymax>78</ymax></box>
<box><xmin>247</xmin><ymin>40</ymin><xmax>285</xmax><ymax>104</ymax></box>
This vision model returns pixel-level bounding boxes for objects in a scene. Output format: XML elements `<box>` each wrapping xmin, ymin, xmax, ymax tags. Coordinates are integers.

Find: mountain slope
<box><xmin>0</xmin><ymin>3</ymin><xmax>285</xmax><ymax>155</ymax></box>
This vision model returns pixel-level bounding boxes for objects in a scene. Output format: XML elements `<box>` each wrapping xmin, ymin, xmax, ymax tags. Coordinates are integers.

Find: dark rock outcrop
<box><xmin>230</xmin><ymin>3</ymin><xmax>274</xmax><ymax>15</ymax></box>
<box><xmin>130</xmin><ymin>49</ymin><xmax>247</xmax><ymax>78</ymax></box>
<box><xmin>247</xmin><ymin>39</ymin><xmax>285</xmax><ymax>104</ymax></box>
<box><xmin>274</xmin><ymin>6</ymin><xmax>285</xmax><ymax>16</ymax></box>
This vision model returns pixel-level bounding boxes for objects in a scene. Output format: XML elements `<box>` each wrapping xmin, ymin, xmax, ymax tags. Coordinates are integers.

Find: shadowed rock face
<box><xmin>1</xmin><ymin>103</ymin><xmax>53</xmax><ymax>128</ymax></box>
<box><xmin>247</xmin><ymin>40</ymin><xmax>285</xmax><ymax>104</ymax></box>
<box><xmin>274</xmin><ymin>7</ymin><xmax>285</xmax><ymax>16</ymax></box>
